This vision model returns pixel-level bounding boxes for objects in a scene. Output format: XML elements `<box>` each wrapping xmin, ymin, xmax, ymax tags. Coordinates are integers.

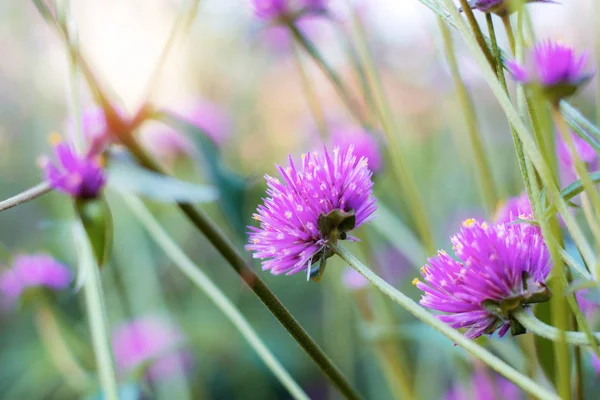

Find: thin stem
<box><xmin>350</xmin><ymin>9</ymin><xmax>436</xmax><ymax>253</ymax></box>
<box><xmin>119</xmin><ymin>135</ymin><xmax>361</xmax><ymax>400</ymax></box>
<box><xmin>439</xmin><ymin>18</ymin><xmax>498</xmax><ymax>213</ymax></box>
<box><xmin>512</xmin><ymin>308</ymin><xmax>600</xmax><ymax>346</ymax></box>
<box><xmin>121</xmin><ymin>193</ymin><xmax>309</xmax><ymax>400</ymax></box>
<box><xmin>331</xmin><ymin>243</ymin><xmax>559</xmax><ymax>400</ymax></box>
<box><xmin>457</xmin><ymin>0</ymin><xmax>495</xmax><ymax>66</ymax></box>
<box><xmin>287</xmin><ymin>22</ymin><xmax>368</xmax><ymax>127</ymax></box>
<box><xmin>74</xmin><ymin>223</ymin><xmax>118</xmax><ymax>400</ymax></box>
<box><xmin>34</xmin><ymin>304</ymin><xmax>91</xmax><ymax>393</ymax></box>
<box><xmin>501</xmin><ymin>15</ymin><xmax>516</xmax><ymax>55</ymax></box>
<box><xmin>0</xmin><ymin>182</ymin><xmax>52</xmax><ymax>212</ymax></box>
<box><xmin>292</xmin><ymin>42</ymin><xmax>328</xmax><ymax>138</ymax></box>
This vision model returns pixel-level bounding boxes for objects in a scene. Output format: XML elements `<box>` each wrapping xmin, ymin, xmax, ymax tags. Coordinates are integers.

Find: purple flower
<box><xmin>493</xmin><ymin>193</ymin><xmax>532</xmax><ymax>224</ymax></box>
<box><xmin>508</xmin><ymin>41</ymin><xmax>593</xmax><ymax>103</ymax></box>
<box><xmin>250</xmin><ymin>0</ymin><xmax>328</xmax><ymax>20</ymax></box>
<box><xmin>465</xmin><ymin>0</ymin><xmax>555</xmax><ymax>16</ymax></box>
<box><xmin>330</xmin><ymin>125</ymin><xmax>383</xmax><ymax>174</ymax></box>
<box><xmin>557</xmin><ymin>130</ymin><xmax>599</xmax><ymax>186</ymax></box>
<box><xmin>66</xmin><ymin>106</ymin><xmax>128</xmax><ymax>156</ymax></box>
<box><xmin>169</xmin><ymin>100</ymin><xmax>231</xmax><ymax>147</ymax></box>
<box><xmin>414</xmin><ymin>219</ymin><xmax>552</xmax><ymax>339</ymax></box>
<box><xmin>246</xmin><ymin>146</ymin><xmax>377</xmax><ymax>276</ymax></box>
<box><xmin>0</xmin><ymin>254</ymin><xmax>72</xmax><ymax>300</ymax></box>
<box><xmin>41</xmin><ymin>140</ymin><xmax>106</xmax><ymax>199</ymax></box>
<box><xmin>140</xmin><ymin>124</ymin><xmax>195</xmax><ymax>163</ymax></box>
<box><xmin>592</xmin><ymin>352</ymin><xmax>600</xmax><ymax>375</ymax></box>
<box><xmin>112</xmin><ymin>315</ymin><xmax>193</xmax><ymax>381</ymax></box>
<box><xmin>342</xmin><ymin>268</ymin><xmax>369</xmax><ymax>291</ymax></box>
<box><xmin>446</xmin><ymin>367</ymin><xmax>523</xmax><ymax>400</ymax></box>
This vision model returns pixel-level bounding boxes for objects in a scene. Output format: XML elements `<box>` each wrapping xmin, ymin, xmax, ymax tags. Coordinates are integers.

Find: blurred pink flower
<box><xmin>330</xmin><ymin>124</ymin><xmax>383</xmax><ymax>174</ymax></box>
<box><xmin>592</xmin><ymin>352</ymin><xmax>600</xmax><ymax>375</ymax></box>
<box><xmin>139</xmin><ymin>124</ymin><xmax>195</xmax><ymax>163</ymax></box>
<box><xmin>166</xmin><ymin>100</ymin><xmax>231</xmax><ymax>148</ymax></box>
<box><xmin>446</xmin><ymin>368</ymin><xmax>522</xmax><ymax>400</ymax></box>
<box><xmin>556</xmin><ymin>130</ymin><xmax>599</xmax><ymax>186</ymax></box>
<box><xmin>342</xmin><ymin>268</ymin><xmax>368</xmax><ymax>291</ymax></box>
<box><xmin>493</xmin><ymin>192</ymin><xmax>532</xmax><ymax>224</ymax></box>
<box><xmin>112</xmin><ymin>315</ymin><xmax>193</xmax><ymax>381</ymax></box>
<box><xmin>0</xmin><ymin>254</ymin><xmax>72</xmax><ymax>300</ymax></box>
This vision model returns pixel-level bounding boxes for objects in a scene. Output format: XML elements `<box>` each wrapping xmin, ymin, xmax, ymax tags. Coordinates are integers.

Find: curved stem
<box><xmin>512</xmin><ymin>308</ymin><xmax>600</xmax><ymax>346</ymax></box>
<box><xmin>0</xmin><ymin>182</ymin><xmax>52</xmax><ymax>212</ymax></box>
<box><xmin>121</xmin><ymin>193</ymin><xmax>309</xmax><ymax>400</ymax></box>
<box><xmin>331</xmin><ymin>243</ymin><xmax>560</xmax><ymax>400</ymax></box>
<box><xmin>120</xmin><ymin>136</ymin><xmax>361</xmax><ymax>400</ymax></box>
<box><xmin>74</xmin><ymin>223</ymin><xmax>118</xmax><ymax>400</ymax></box>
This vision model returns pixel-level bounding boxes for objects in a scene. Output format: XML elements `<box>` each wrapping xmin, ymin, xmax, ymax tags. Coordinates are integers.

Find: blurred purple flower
<box><xmin>557</xmin><ymin>130</ymin><xmax>599</xmax><ymax>185</ymax></box>
<box><xmin>40</xmin><ymin>140</ymin><xmax>106</xmax><ymax>199</ymax></box>
<box><xmin>66</xmin><ymin>107</ymin><xmax>129</xmax><ymax>156</ymax></box>
<box><xmin>507</xmin><ymin>41</ymin><xmax>593</xmax><ymax>102</ymax></box>
<box><xmin>342</xmin><ymin>268</ymin><xmax>368</xmax><ymax>291</ymax></box>
<box><xmin>0</xmin><ymin>254</ymin><xmax>72</xmax><ymax>300</ymax></box>
<box><xmin>576</xmin><ymin>289</ymin><xmax>599</xmax><ymax>318</ymax></box>
<box><xmin>330</xmin><ymin>124</ymin><xmax>383</xmax><ymax>174</ymax></box>
<box><xmin>246</xmin><ymin>146</ymin><xmax>377</xmax><ymax>276</ymax></box>
<box><xmin>465</xmin><ymin>0</ymin><xmax>555</xmax><ymax>15</ymax></box>
<box><xmin>493</xmin><ymin>192</ymin><xmax>532</xmax><ymax>224</ymax></box>
<box><xmin>250</xmin><ymin>0</ymin><xmax>328</xmax><ymax>20</ymax></box>
<box><xmin>446</xmin><ymin>368</ymin><xmax>522</xmax><ymax>400</ymax></box>
<box><xmin>415</xmin><ymin>218</ymin><xmax>551</xmax><ymax>339</ymax></box>
<box><xmin>168</xmin><ymin>100</ymin><xmax>231</xmax><ymax>148</ymax></box>
<box><xmin>592</xmin><ymin>352</ymin><xmax>600</xmax><ymax>375</ymax></box>
<box><xmin>112</xmin><ymin>315</ymin><xmax>192</xmax><ymax>381</ymax></box>
<box><xmin>140</xmin><ymin>125</ymin><xmax>195</xmax><ymax>163</ymax></box>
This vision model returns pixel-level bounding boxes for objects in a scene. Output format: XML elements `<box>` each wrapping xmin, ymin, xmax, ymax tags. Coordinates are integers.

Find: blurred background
<box><xmin>1</xmin><ymin>0</ymin><xmax>599</xmax><ymax>399</ymax></box>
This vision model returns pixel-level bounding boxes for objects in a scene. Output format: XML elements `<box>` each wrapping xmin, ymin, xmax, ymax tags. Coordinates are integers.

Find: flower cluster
<box><xmin>112</xmin><ymin>315</ymin><xmax>193</xmax><ymax>381</ymax></box>
<box><xmin>40</xmin><ymin>140</ymin><xmax>106</xmax><ymax>199</ymax></box>
<box><xmin>508</xmin><ymin>40</ymin><xmax>593</xmax><ymax>103</ymax></box>
<box><xmin>0</xmin><ymin>254</ymin><xmax>72</xmax><ymax>301</ymax></box>
<box><xmin>414</xmin><ymin>219</ymin><xmax>551</xmax><ymax>339</ymax></box>
<box><xmin>247</xmin><ymin>146</ymin><xmax>377</xmax><ymax>276</ymax></box>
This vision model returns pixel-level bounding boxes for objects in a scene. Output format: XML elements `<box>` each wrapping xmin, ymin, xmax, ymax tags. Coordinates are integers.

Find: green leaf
<box><xmin>533</xmin><ymin>300</ymin><xmax>556</xmax><ymax>388</ymax></box>
<box><xmin>154</xmin><ymin>111</ymin><xmax>248</xmax><ymax>236</ymax></box>
<box><xmin>75</xmin><ymin>196</ymin><xmax>113</xmax><ymax>268</ymax></box>
<box><xmin>107</xmin><ymin>159</ymin><xmax>218</xmax><ymax>203</ymax></box>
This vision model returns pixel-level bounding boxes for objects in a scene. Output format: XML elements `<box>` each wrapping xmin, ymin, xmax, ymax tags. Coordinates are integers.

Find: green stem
<box><xmin>512</xmin><ymin>309</ymin><xmax>600</xmax><ymax>346</ymax></box>
<box><xmin>350</xmin><ymin>10</ymin><xmax>435</xmax><ymax>253</ymax></box>
<box><xmin>120</xmin><ymin>136</ymin><xmax>361</xmax><ymax>400</ymax></box>
<box><xmin>75</xmin><ymin>223</ymin><xmax>118</xmax><ymax>400</ymax></box>
<box><xmin>121</xmin><ymin>193</ymin><xmax>309</xmax><ymax>400</ymax></box>
<box><xmin>287</xmin><ymin>22</ymin><xmax>368</xmax><ymax>126</ymax></box>
<box><xmin>457</xmin><ymin>0</ymin><xmax>495</xmax><ymax>66</ymax></box>
<box><xmin>439</xmin><ymin>18</ymin><xmax>498</xmax><ymax>213</ymax></box>
<box><xmin>331</xmin><ymin>243</ymin><xmax>560</xmax><ymax>400</ymax></box>
<box><xmin>501</xmin><ymin>15</ymin><xmax>516</xmax><ymax>55</ymax></box>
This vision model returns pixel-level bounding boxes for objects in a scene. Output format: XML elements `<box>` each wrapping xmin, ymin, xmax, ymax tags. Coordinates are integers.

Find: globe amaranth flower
<box><xmin>493</xmin><ymin>192</ymin><xmax>532</xmax><ymax>224</ymax></box>
<box><xmin>445</xmin><ymin>367</ymin><xmax>522</xmax><ymax>400</ymax></box>
<box><xmin>464</xmin><ymin>0</ymin><xmax>555</xmax><ymax>16</ymax></box>
<box><xmin>414</xmin><ymin>218</ymin><xmax>551</xmax><ymax>339</ymax></box>
<box><xmin>112</xmin><ymin>315</ymin><xmax>193</xmax><ymax>381</ymax></box>
<box><xmin>330</xmin><ymin>124</ymin><xmax>383</xmax><ymax>174</ymax></box>
<box><xmin>250</xmin><ymin>0</ymin><xmax>328</xmax><ymax>20</ymax></box>
<box><xmin>140</xmin><ymin>124</ymin><xmax>195</xmax><ymax>164</ymax></box>
<box><xmin>40</xmin><ymin>138</ymin><xmax>106</xmax><ymax>199</ymax></box>
<box><xmin>557</xmin><ymin>130</ymin><xmax>599</xmax><ymax>185</ymax></box>
<box><xmin>507</xmin><ymin>40</ymin><xmax>594</xmax><ymax>103</ymax></box>
<box><xmin>0</xmin><ymin>254</ymin><xmax>72</xmax><ymax>300</ymax></box>
<box><xmin>342</xmin><ymin>268</ymin><xmax>369</xmax><ymax>291</ymax></box>
<box><xmin>168</xmin><ymin>99</ymin><xmax>231</xmax><ymax>147</ymax></box>
<box><xmin>246</xmin><ymin>146</ymin><xmax>377</xmax><ymax>277</ymax></box>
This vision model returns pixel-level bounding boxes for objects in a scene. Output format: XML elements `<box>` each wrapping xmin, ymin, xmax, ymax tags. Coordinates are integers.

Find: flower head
<box><xmin>250</xmin><ymin>0</ymin><xmax>328</xmax><ymax>20</ymax></box>
<box><xmin>446</xmin><ymin>367</ymin><xmax>523</xmax><ymax>400</ymax></box>
<box><xmin>508</xmin><ymin>41</ymin><xmax>593</xmax><ymax>103</ymax></box>
<box><xmin>0</xmin><ymin>254</ymin><xmax>72</xmax><ymax>300</ymax></box>
<box><xmin>112</xmin><ymin>315</ymin><xmax>192</xmax><ymax>381</ymax></box>
<box><xmin>465</xmin><ymin>0</ymin><xmax>555</xmax><ymax>16</ymax></box>
<box><xmin>41</xmin><ymin>140</ymin><xmax>106</xmax><ymax>199</ymax></box>
<box><xmin>170</xmin><ymin>100</ymin><xmax>231</xmax><ymax>147</ymax></box>
<box><xmin>414</xmin><ymin>219</ymin><xmax>551</xmax><ymax>339</ymax></box>
<box><xmin>342</xmin><ymin>268</ymin><xmax>369</xmax><ymax>291</ymax></box>
<box><xmin>557</xmin><ymin>130</ymin><xmax>599</xmax><ymax>185</ymax></box>
<box><xmin>330</xmin><ymin>125</ymin><xmax>382</xmax><ymax>174</ymax></box>
<box><xmin>493</xmin><ymin>193</ymin><xmax>532</xmax><ymax>224</ymax></box>
<box><xmin>140</xmin><ymin>125</ymin><xmax>195</xmax><ymax>163</ymax></box>
<box><xmin>246</xmin><ymin>146</ymin><xmax>377</xmax><ymax>276</ymax></box>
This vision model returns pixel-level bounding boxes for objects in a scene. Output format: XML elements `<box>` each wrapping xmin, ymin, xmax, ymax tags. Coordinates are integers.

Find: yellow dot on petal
<box><xmin>463</xmin><ymin>218</ymin><xmax>476</xmax><ymax>227</ymax></box>
<box><xmin>49</xmin><ymin>132</ymin><xmax>62</xmax><ymax>145</ymax></box>
<box><xmin>253</xmin><ymin>215</ymin><xmax>261</xmax><ymax>221</ymax></box>
<box><xmin>420</xmin><ymin>266</ymin><xmax>427</xmax><ymax>274</ymax></box>
<box><xmin>412</xmin><ymin>278</ymin><xmax>420</xmax><ymax>286</ymax></box>
<box><xmin>481</xmin><ymin>222</ymin><xmax>488</xmax><ymax>229</ymax></box>
<box><xmin>438</xmin><ymin>249</ymin><xmax>447</xmax><ymax>256</ymax></box>
<box><xmin>253</xmin><ymin>238</ymin><xmax>259</xmax><ymax>244</ymax></box>
<box><xmin>301</xmin><ymin>153</ymin><xmax>307</xmax><ymax>160</ymax></box>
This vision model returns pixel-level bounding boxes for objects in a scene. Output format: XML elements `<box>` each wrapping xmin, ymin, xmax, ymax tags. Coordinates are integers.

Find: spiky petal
<box><xmin>493</xmin><ymin>193</ymin><xmax>532</xmax><ymax>224</ymax></box>
<box><xmin>246</xmin><ymin>146</ymin><xmax>377</xmax><ymax>276</ymax></box>
<box><xmin>414</xmin><ymin>219</ymin><xmax>551</xmax><ymax>339</ymax></box>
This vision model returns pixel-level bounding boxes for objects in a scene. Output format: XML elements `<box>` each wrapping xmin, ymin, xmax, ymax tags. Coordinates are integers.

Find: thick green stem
<box><xmin>331</xmin><ymin>243</ymin><xmax>559</xmax><ymax>400</ymax></box>
<box><xmin>121</xmin><ymin>136</ymin><xmax>361</xmax><ymax>400</ymax></box>
<box><xmin>457</xmin><ymin>0</ymin><xmax>495</xmax><ymax>66</ymax></box>
<box><xmin>512</xmin><ymin>309</ymin><xmax>600</xmax><ymax>346</ymax></box>
<box><xmin>75</xmin><ymin>224</ymin><xmax>118</xmax><ymax>400</ymax></box>
<box><xmin>121</xmin><ymin>193</ymin><xmax>309</xmax><ymax>400</ymax></box>
<box><xmin>439</xmin><ymin>18</ymin><xmax>498</xmax><ymax>212</ymax></box>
